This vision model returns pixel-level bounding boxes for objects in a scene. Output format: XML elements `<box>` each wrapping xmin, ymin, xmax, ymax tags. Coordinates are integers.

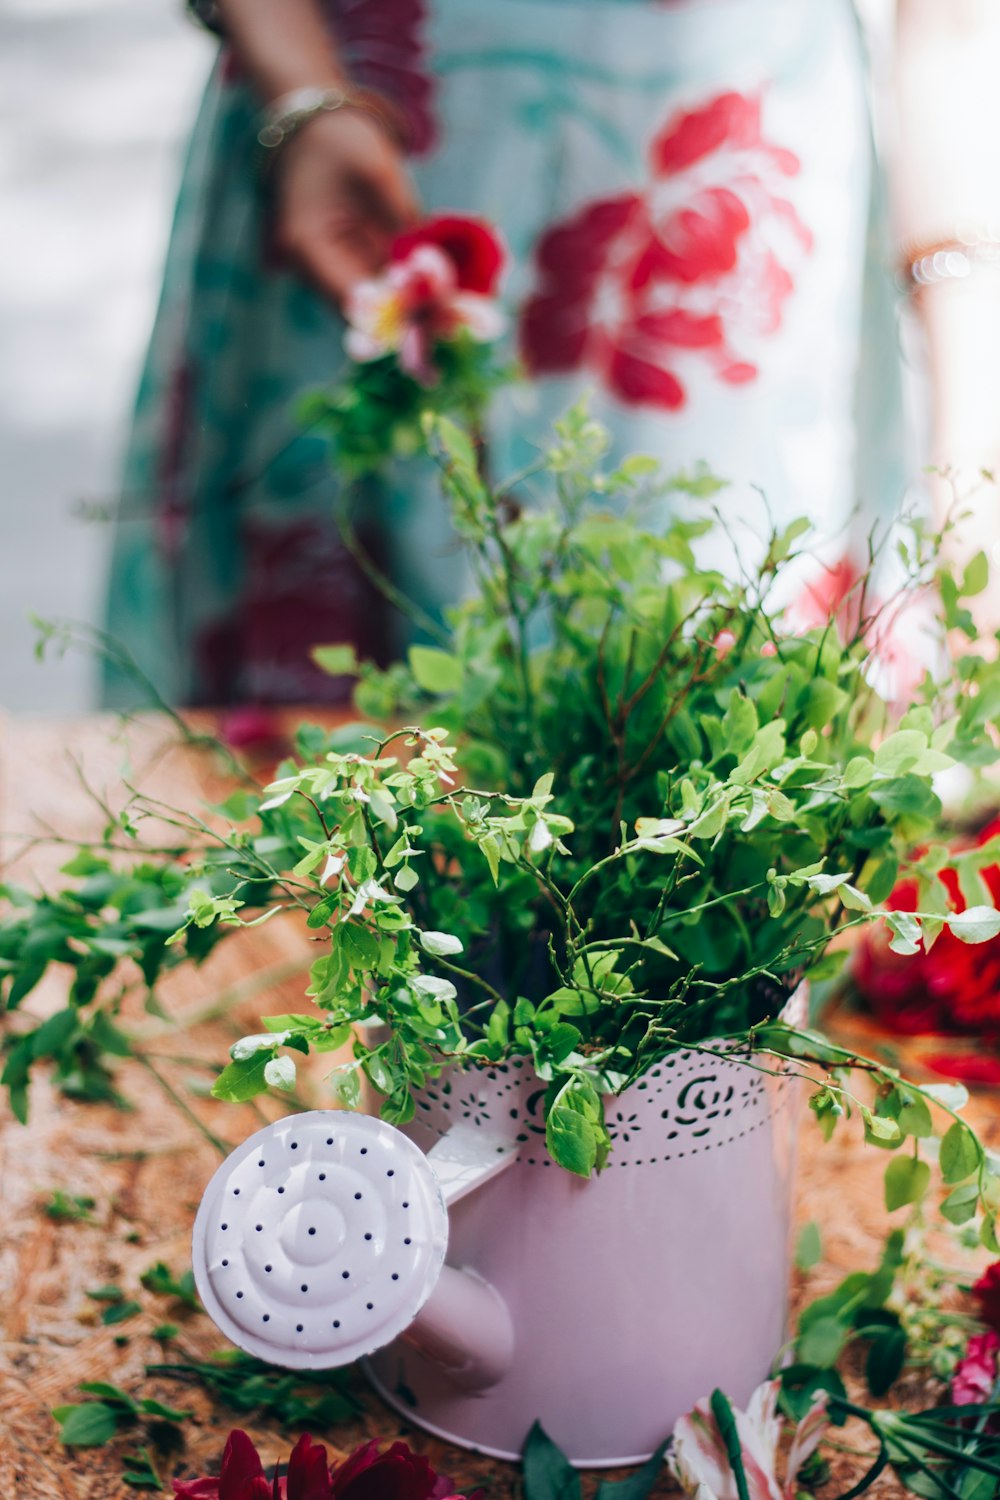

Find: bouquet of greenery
<box><xmin>5</xmin><ymin>213</ymin><xmax>1000</xmax><ymax>1242</ymax></box>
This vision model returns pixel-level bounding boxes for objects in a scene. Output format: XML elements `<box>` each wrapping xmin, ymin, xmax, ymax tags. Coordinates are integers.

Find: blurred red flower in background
<box><xmin>852</xmin><ymin>818</ymin><xmax>1000</xmax><ymax>1083</ymax></box>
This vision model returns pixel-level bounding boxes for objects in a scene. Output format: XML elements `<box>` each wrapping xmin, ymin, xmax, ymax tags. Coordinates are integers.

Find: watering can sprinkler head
<box><xmin>192</xmin><ymin>1110</ymin><xmax>516</xmax><ymax>1389</ymax></box>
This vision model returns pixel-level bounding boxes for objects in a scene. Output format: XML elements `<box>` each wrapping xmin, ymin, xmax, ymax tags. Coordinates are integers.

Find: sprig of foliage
<box><xmin>145</xmin><ymin>1350</ymin><xmax>362</xmax><ymax>1428</ymax></box>
<box><xmin>299</xmin><ymin>330</ymin><xmax>508</xmax><ymax>478</ymax></box>
<box><xmin>53</xmin><ymin>1381</ymin><xmax>190</xmax><ymax>1447</ymax></box>
<box><xmin>140</xmin><ymin>1262</ymin><xmax>200</xmax><ymax>1312</ymax></box>
<box><xmin>42</xmin><ymin>1188</ymin><xmax>96</xmax><ymax>1222</ymax></box>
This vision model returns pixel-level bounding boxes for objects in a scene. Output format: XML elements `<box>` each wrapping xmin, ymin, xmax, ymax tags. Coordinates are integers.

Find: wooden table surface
<box><xmin>1</xmin><ymin>714</ymin><xmax>995</xmax><ymax>1499</ymax></box>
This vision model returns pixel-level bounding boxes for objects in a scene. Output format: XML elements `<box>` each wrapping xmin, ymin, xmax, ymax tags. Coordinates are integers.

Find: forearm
<box><xmin>214</xmin><ymin>0</ymin><xmax>348</xmax><ymax>101</ymax></box>
<box><xmin>895</xmin><ymin>1</ymin><xmax>1000</xmax><ymax>500</ymax></box>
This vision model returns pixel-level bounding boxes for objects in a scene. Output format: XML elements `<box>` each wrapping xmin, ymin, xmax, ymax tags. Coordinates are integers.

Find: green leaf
<box><xmin>866</xmin><ymin>1325</ymin><xmax>907</xmax><ymax>1397</ymax></box>
<box><xmin>896</xmin><ymin>1093</ymin><xmax>934</xmax><ymax>1139</ymax></box>
<box><xmin>545</xmin><ymin>1105</ymin><xmax>597</xmax><ymax>1178</ymax></box>
<box><xmin>884</xmin><ymin>1155</ymin><xmax>931</xmax><ymax>1212</ymax></box>
<box><xmin>861</xmin><ymin>1107</ymin><xmax>903</xmax><ymax>1147</ymax></box>
<box><xmin>522</xmin><ymin>1421</ymin><xmax>581</xmax><ymax>1500</ymax></box>
<box><xmin>594</xmin><ymin>1440</ymin><xmax>670</xmax><ymax>1500</ymax></box>
<box><xmin>102</xmin><ymin>1299</ymin><xmax>142</xmax><ymax>1326</ymax></box>
<box><xmin>873</xmin><ymin>730</ymin><xmax>927</xmax><ymax>775</ymax></box>
<box><xmin>940</xmin><ymin>1120</ymin><xmax>980</xmax><ymax>1184</ymax></box>
<box><xmin>962</xmin><ymin>549</ymin><xmax>989</xmax><ymax>597</ymax></box>
<box><xmin>798</xmin><ymin>1314</ymin><xmax>849</xmax><ymax>1367</ymax></box>
<box><xmin>409</xmin><ymin>646</ymin><xmax>463</xmax><ymax>694</ymax></box>
<box><xmin>948</xmin><ymin>906</ymin><xmax>1000</xmax><ymax>944</ymax></box>
<box><xmin>55</xmin><ymin>1401</ymin><xmax>120</xmax><ymax>1446</ymax></box>
<box><xmin>795</xmin><ymin>1220</ymin><xmax>823</xmax><ymax>1272</ymax></box>
<box><xmin>211</xmin><ymin>1052</ymin><xmax>274</xmax><ymax>1103</ymax></box>
<box><xmin>77</xmin><ymin>1382</ymin><xmax>137</xmax><ymax>1411</ymax></box>
<box><xmin>136</xmin><ymin>1397</ymin><xmax>191</xmax><ymax>1423</ymax></box>
<box><xmin>310</xmin><ymin>644</ymin><xmax>359</xmax><ymax>677</ymax></box>
<box><xmin>940</xmin><ymin>1182</ymin><xmax>980</xmax><ymax>1225</ymax></box>
<box><xmin>264</xmin><ymin>1055</ymin><xmax>296</xmax><ymax>1092</ymax></box>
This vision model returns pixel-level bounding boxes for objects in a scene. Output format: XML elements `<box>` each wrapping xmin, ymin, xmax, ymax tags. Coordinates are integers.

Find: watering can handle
<box><xmin>426</xmin><ymin>1127</ymin><xmax>519</xmax><ymax>1206</ymax></box>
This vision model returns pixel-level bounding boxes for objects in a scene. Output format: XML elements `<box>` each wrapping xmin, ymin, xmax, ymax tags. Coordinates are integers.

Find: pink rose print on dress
<box><xmin>520</xmin><ymin>91</ymin><xmax>813</xmax><ymax>410</ymax></box>
<box><xmin>324</xmin><ymin>0</ymin><xmax>438</xmax><ymax>155</ymax></box>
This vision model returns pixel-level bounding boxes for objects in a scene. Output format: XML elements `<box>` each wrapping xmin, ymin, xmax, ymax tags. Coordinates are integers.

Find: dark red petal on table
<box><xmin>287</xmin><ymin>1434</ymin><xmax>334</xmax><ymax>1500</ymax></box>
<box><xmin>392</xmin><ymin>214</ymin><xmax>505</xmax><ymax>294</ymax></box>
<box><xmin>219</xmin><ymin>1433</ymin><xmax>268</xmax><ymax>1500</ymax></box>
<box><xmin>172</xmin><ymin>1479</ymin><xmax>221</xmax><ymax>1498</ymax></box>
<box><xmin>331</xmin><ymin>1442</ymin><xmax>439</xmax><ymax>1500</ymax></box>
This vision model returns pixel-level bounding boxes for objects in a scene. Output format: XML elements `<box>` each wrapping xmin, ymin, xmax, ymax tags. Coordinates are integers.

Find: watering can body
<box><xmin>193</xmin><ymin>1013</ymin><xmax>801</xmax><ymax>1466</ymax></box>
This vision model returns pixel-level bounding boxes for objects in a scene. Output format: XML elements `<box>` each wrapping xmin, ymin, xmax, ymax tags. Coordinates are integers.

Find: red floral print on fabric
<box><xmin>520</xmin><ymin>91</ymin><xmax>812</xmax><ymax>410</ymax></box>
<box><xmin>324</xmin><ymin>0</ymin><xmax>438</xmax><ymax>156</ymax></box>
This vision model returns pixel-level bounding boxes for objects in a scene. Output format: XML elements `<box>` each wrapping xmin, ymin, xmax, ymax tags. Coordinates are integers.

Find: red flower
<box><xmin>391</xmin><ymin>215</ymin><xmax>506</xmax><ymax>296</ymax></box>
<box><xmin>172</xmin><ymin>1433</ymin><xmax>478</xmax><ymax>1500</ymax></box>
<box><xmin>853</xmin><ymin>817</ymin><xmax>1000</xmax><ymax>1055</ymax></box>
<box><xmin>952</xmin><ymin>1329</ymin><xmax>1000</xmax><ymax>1404</ymax></box>
<box><xmin>973</xmin><ymin>1264</ymin><xmax>1000</xmax><ymax>1337</ymax></box>
<box><xmin>520</xmin><ymin>90</ymin><xmax>811</xmax><ymax>411</ymax></box>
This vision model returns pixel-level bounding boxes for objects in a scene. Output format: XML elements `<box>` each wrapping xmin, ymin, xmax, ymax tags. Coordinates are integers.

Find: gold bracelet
<box><xmin>257</xmin><ymin>84</ymin><xmax>408</xmax><ymax>154</ymax></box>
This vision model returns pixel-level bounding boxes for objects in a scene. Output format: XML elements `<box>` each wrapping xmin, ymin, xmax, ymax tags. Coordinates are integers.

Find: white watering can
<box><xmin>193</xmin><ymin>1037</ymin><xmax>801</xmax><ymax>1467</ymax></box>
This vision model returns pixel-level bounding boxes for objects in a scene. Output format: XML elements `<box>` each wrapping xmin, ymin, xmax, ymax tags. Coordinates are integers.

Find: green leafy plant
<box><xmin>6</xmin><ymin>404</ymin><xmax>1000</xmax><ymax>1209</ymax></box>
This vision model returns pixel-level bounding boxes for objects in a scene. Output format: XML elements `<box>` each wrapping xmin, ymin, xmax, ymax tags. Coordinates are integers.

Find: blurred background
<box><xmin>0</xmin><ymin>0</ymin><xmax>900</xmax><ymax>714</ymax></box>
<box><xmin>1</xmin><ymin>0</ymin><xmax>212</xmax><ymax>711</ymax></box>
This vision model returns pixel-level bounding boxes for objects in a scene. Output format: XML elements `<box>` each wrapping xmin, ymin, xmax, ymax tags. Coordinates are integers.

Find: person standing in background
<box><xmin>102</xmin><ymin>0</ymin><xmax>1000</xmax><ymax>709</ymax></box>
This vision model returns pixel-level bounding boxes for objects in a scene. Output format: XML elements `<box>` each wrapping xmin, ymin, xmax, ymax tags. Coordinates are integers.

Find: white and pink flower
<box><xmin>669</xmin><ymin>1380</ymin><xmax>828</xmax><ymax>1500</ymax></box>
<box><xmin>344</xmin><ymin>214</ymin><xmax>507</xmax><ymax>385</ymax></box>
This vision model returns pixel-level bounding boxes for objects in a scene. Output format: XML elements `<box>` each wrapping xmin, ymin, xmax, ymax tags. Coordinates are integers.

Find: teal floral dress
<box><xmin>103</xmin><ymin>0</ymin><xmax>907</xmax><ymax>707</ymax></box>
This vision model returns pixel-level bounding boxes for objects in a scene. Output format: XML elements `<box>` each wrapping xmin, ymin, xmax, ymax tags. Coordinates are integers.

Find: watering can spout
<box><xmin>191</xmin><ymin>1110</ymin><xmax>517</xmax><ymax>1389</ymax></box>
<box><xmin>402</xmin><ymin>1262</ymin><xmax>515</xmax><ymax>1390</ymax></box>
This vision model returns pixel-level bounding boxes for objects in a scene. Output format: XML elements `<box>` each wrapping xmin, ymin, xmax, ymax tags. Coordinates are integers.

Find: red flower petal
<box><xmin>391</xmin><ymin>214</ymin><xmax>505</xmax><ymax>294</ymax></box>
<box><xmin>607</xmin><ymin>346</ymin><xmax>685</xmax><ymax>409</ymax></box>
<box><xmin>330</xmin><ymin>1442</ymin><xmax>440</xmax><ymax>1500</ymax></box>
<box><xmin>218</xmin><ymin>1432</ymin><xmax>268</xmax><ymax>1500</ymax></box>
<box><xmin>287</xmin><ymin>1434</ymin><xmax>333</xmax><ymax>1500</ymax></box>
<box><xmin>924</xmin><ymin>1052</ymin><xmax>1000</xmax><ymax>1087</ymax></box>
<box><xmin>973</xmin><ymin>1263</ymin><xmax>1000</xmax><ymax>1335</ymax></box>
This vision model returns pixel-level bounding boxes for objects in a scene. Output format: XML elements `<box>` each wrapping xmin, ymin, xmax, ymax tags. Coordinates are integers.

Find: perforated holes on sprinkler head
<box><xmin>192</xmin><ymin>1111</ymin><xmax>449</xmax><ymax>1369</ymax></box>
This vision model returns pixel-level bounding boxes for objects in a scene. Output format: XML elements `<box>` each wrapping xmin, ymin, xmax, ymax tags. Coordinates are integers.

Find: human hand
<box><xmin>273</xmin><ymin>107</ymin><xmax>419</xmax><ymax>305</ymax></box>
